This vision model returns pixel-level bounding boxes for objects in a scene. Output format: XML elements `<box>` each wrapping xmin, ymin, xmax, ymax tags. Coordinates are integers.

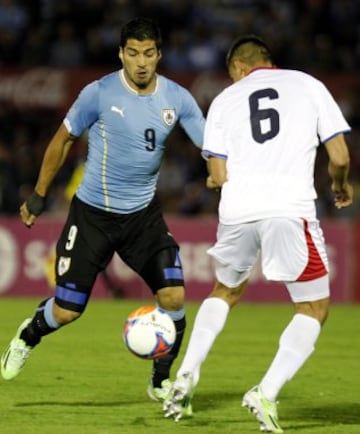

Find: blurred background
<box><xmin>0</xmin><ymin>0</ymin><xmax>359</xmax><ymax>218</ymax></box>
<box><xmin>0</xmin><ymin>0</ymin><xmax>359</xmax><ymax>301</ymax></box>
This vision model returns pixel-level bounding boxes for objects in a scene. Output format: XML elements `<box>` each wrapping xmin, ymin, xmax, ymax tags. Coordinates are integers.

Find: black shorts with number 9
<box><xmin>55</xmin><ymin>195</ymin><xmax>183</xmax><ymax>300</ymax></box>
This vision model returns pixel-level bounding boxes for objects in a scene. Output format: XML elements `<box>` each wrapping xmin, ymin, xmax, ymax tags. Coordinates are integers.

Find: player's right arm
<box><xmin>20</xmin><ymin>124</ymin><xmax>77</xmax><ymax>227</ymax></box>
<box><xmin>21</xmin><ymin>81</ymin><xmax>99</xmax><ymax>227</ymax></box>
<box><xmin>324</xmin><ymin>133</ymin><xmax>353</xmax><ymax>209</ymax></box>
<box><xmin>35</xmin><ymin>124</ymin><xmax>77</xmax><ymax>197</ymax></box>
<box><xmin>207</xmin><ymin>157</ymin><xmax>227</xmax><ymax>188</ymax></box>
<box><xmin>202</xmin><ymin>94</ymin><xmax>228</xmax><ymax>189</ymax></box>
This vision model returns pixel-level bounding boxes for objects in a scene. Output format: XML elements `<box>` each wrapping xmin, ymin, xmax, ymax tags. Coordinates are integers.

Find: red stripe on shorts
<box><xmin>297</xmin><ymin>219</ymin><xmax>328</xmax><ymax>282</ymax></box>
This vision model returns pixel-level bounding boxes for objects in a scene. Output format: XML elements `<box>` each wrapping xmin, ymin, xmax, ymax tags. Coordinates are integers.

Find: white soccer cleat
<box><xmin>242</xmin><ymin>385</ymin><xmax>284</xmax><ymax>433</ymax></box>
<box><xmin>163</xmin><ymin>372</ymin><xmax>193</xmax><ymax>422</ymax></box>
<box><xmin>1</xmin><ymin>319</ymin><xmax>33</xmax><ymax>380</ymax></box>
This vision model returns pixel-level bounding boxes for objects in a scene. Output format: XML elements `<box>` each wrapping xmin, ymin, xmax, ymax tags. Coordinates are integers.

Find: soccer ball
<box><xmin>122</xmin><ymin>306</ymin><xmax>176</xmax><ymax>360</ymax></box>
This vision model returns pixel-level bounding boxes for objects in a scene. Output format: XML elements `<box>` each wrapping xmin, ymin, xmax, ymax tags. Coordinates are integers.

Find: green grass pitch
<box><xmin>0</xmin><ymin>298</ymin><xmax>359</xmax><ymax>434</ymax></box>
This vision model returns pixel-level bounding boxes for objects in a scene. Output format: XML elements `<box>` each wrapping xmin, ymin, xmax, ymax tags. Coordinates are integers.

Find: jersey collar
<box><xmin>119</xmin><ymin>69</ymin><xmax>159</xmax><ymax>96</ymax></box>
<box><xmin>248</xmin><ymin>66</ymin><xmax>279</xmax><ymax>75</ymax></box>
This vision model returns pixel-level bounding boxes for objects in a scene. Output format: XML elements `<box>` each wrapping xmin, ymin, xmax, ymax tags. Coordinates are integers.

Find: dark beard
<box><xmin>135</xmin><ymin>80</ymin><xmax>148</xmax><ymax>89</ymax></box>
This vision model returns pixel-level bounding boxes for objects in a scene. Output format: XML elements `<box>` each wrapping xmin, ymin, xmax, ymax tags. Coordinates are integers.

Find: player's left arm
<box><xmin>177</xmin><ymin>87</ymin><xmax>205</xmax><ymax>149</ymax></box>
<box><xmin>314</xmin><ymin>78</ymin><xmax>353</xmax><ymax>209</ymax></box>
<box><xmin>324</xmin><ymin>133</ymin><xmax>353</xmax><ymax>209</ymax></box>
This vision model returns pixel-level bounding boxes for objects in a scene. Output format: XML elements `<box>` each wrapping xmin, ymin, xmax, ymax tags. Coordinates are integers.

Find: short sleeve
<box><xmin>315</xmin><ymin>80</ymin><xmax>351</xmax><ymax>143</ymax></box>
<box><xmin>64</xmin><ymin>81</ymin><xmax>99</xmax><ymax>137</ymax></box>
<box><xmin>202</xmin><ymin>97</ymin><xmax>227</xmax><ymax>160</ymax></box>
<box><xmin>177</xmin><ymin>87</ymin><xmax>205</xmax><ymax>148</ymax></box>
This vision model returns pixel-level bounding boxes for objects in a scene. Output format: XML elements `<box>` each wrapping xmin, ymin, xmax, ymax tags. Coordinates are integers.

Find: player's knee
<box><xmin>210</xmin><ymin>279</ymin><xmax>248</xmax><ymax>307</ymax></box>
<box><xmin>294</xmin><ymin>297</ymin><xmax>329</xmax><ymax>325</ymax></box>
<box><xmin>156</xmin><ymin>286</ymin><xmax>185</xmax><ymax>311</ymax></box>
<box><xmin>53</xmin><ymin>303</ymin><xmax>81</xmax><ymax>324</ymax></box>
<box><xmin>314</xmin><ymin>300</ymin><xmax>329</xmax><ymax>325</ymax></box>
<box><xmin>209</xmin><ymin>280</ymin><xmax>247</xmax><ymax>307</ymax></box>
<box><xmin>54</xmin><ymin>282</ymin><xmax>90</xmax><ymax>323</ymax></box>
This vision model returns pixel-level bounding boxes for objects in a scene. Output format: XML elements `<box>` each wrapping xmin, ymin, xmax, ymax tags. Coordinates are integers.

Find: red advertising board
<box><xmin>0</xmin><ymin>216</ymin><xmax>355</xmax><ymax>303</ymax></box>
<box><xmin>0</xmin><ymin>68</ymin><xmax>359</xmax><ymax>114</ymax></box>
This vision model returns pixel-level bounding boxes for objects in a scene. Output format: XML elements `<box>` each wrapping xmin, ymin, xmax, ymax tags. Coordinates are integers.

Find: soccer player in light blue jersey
<box><xmin>1</xmin><ymin>17</ymin><xmax>205</xmax><ymax>403</ymax></box>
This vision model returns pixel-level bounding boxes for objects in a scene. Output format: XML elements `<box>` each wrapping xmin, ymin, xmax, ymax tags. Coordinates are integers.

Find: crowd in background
<box><xmin>0</xmin><ymin>0</ymin><xmax>359</xmax><ymax>218</ymax></box>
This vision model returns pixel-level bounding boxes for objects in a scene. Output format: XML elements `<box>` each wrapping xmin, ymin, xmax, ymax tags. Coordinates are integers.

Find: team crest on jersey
<box><xmin>58</xmin><ymin>256</ymin><xmax>71</xmax><ymax>276</ymax></box>
<box><xmin>162</xmin><ymin>109</ymin><xmax>176</xmax><ymax>126</ymax></box>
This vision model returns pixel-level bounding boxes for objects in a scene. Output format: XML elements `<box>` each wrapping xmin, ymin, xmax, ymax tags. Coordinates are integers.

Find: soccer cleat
<box><xmin>1</xmin><ymin>318</ymin><xmax>33</xmax><ymax>380</ymax></box>
<box><xmin>242</xmin><ymin>385</ymin><xmax>284</xmax><ymax>433</ymax></box>
<box><xmin>147</xmin><ymin>378</ymin><xmax>172</xmax><ymax>402</ymax></box>
<box><xmin>163</xmin><ymin>372</ymin><xmax>194</xmax><ymax>422</ymax></box>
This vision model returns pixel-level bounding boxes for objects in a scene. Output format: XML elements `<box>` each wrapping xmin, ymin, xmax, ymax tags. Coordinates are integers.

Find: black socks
<box><xmin>20</xmin><ymin>298</ymin><xmax>59</xmax><ymax>347</ymax></box>
<box><xmin>152</xmin><ymin>316</ymin><xmax>186</xmax><ymax>387</ymax></box>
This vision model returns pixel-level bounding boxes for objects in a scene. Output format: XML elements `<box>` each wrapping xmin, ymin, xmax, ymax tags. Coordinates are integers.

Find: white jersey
<box><xmin>202</xmin><ymin>67</ymin><xmax>351</xmax><ymax>224</ymax></box>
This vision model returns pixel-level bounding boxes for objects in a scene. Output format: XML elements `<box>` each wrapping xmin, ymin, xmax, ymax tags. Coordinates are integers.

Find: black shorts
<box><xmin>55</xmin><ymin>195</ymin><xmax>179</xmax><ymax>290</ymax></box>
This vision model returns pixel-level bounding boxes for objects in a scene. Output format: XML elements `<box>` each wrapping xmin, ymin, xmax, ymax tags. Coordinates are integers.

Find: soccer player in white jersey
<box><xmin>163</xmin><ymin>35</ymin><xmax>353</xmax><ymax>432</ymax></box>
<box><xmin>1</xmin><ymin>18</ymin><xmax>205</xmax><ymax>402</ymax></box>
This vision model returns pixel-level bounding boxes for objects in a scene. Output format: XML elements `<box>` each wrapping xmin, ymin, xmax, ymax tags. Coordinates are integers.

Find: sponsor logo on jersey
<box><xmin>111</xmin><ymin>105</ymin><xmax>125</xmax><ymax>117</ymax></box>
<box><xmin>162</xmin><ymin>109</ymin><xmax>176</xmax><ymax>126</ymax></box>
<box><xmin>58</xmin><ymin>256</ymin><xmax>71</xmax><ymax>276</ymax></box>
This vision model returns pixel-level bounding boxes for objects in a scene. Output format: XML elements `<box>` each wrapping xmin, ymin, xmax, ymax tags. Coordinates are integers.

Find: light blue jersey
<box><xmin>64</xmin><ymin>69</ymin><xmax>205</xmax><ymax>213</ymax></box>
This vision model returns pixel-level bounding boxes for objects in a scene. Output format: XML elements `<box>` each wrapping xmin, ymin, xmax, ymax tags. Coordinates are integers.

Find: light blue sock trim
<box><xmin>44</xmin><ymin>297</ymin><xmax>61</xmax><ymax>329</ymax></box>
<box><xmin>157</xmin><ymin>306</ymin><xmax>185</xmax><ymax>322</ymax></box>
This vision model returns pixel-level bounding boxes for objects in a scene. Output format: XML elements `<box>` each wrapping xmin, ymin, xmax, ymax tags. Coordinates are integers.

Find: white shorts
<box><xmin>208</xmin><ymin>217</ymin><xmax>330</xmax><ymax>302</ymax></box>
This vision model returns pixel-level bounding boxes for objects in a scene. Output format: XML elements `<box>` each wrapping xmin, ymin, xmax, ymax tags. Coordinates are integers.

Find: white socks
<box><xmin>177</xmin><ymin>297</ymin><xmax>230</xmax><ymax>386</ymax></box>
<box><xmin>177</xmin><ymin>305</ymin><xmax>321</xmax><ymax>400</ymax></box>
<box><xmin>260</xmin><ymin>313</ymin><xmax>321</xmax><ymax>401</ymax></box>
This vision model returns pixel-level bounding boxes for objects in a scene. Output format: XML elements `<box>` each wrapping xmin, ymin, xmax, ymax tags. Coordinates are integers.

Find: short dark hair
<box><xmin>226</xmin><ymin>34</ymin><xmax>272</xmax><ymax>67</ymax></box>
<box><xmin>120</xmin><ymin>17</ymin><xmax>162</xmax><ymax>49</ymax></box>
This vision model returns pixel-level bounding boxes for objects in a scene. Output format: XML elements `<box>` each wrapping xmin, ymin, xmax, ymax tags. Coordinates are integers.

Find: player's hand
<box><xmin>20</xmin><ymin>191</ymin><xmax>46</xmax><ymax>227</ymax></box>
<box><xmin>20</xmin><ymin>202</ymin><xmax>37</xmax><ymax>228</ymax></box>
<box><xmin>331</xmin><ymin>181</ymin><xmax>353</xmax><ymax>209</ymax></box>
<box><xmin>206</xmin><ymin>176</ymin><xmax>220</xmax><ymax>190</ymax></box>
